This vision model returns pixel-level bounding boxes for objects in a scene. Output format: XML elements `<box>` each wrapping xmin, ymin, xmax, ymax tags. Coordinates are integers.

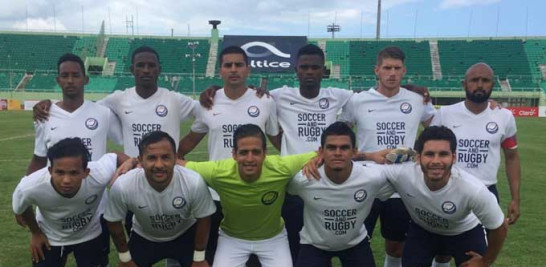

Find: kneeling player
<box><xmin>12</xmin><ymin>138</ymin><xmax>132</xmax><ymax>266</ymax></box>
<box><xmin>288</xmin><ymin>122</ymin><xmax>392</xmax><ymax>266</ymax></box>
<box><xmin>105</xmin><ymin>131</ymin><xmax>215</xmax><ymax>266</ymax></box>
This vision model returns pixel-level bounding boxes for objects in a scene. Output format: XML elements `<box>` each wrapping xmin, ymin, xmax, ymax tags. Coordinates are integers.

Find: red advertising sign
<box><xmin>506</xmin><ymin>107</ymin><xmax>539</xmax><ymax>117</ymax></box>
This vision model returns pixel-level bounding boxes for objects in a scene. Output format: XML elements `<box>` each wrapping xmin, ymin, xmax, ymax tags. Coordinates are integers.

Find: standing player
<box><xmin>177</xmin><ymin>46</ymin><xmax>280</xmax><ymax>264</ymax></box>
<box><xmin>12</xmin><ymin>138</ymin><xmax>133</xmax><ymax>266</ymax></box>
<box><xmin>183</xmin><ymin>124</ymin><xmax>316</xmax><ymax>267</ymax></box>
<box><xmin>105</xmin><ymin>131</ymin><xmax>215</xmax><ymax>266</ymax></box>
<box><xmin>178</xmin><ymin>46</ymin><xmax>279</xmax><ymax>160</ymax></box>
<box><xmin>269</xmin><ymin>44</ymin><xmax>354</xmax><ymax>263</ymax></box>
<box><xmin>381</xmin><ymin>126</ymin><xmax>508</xmax><ymax>267</ymax></box>
<box><xmin>339</xmin><ymin>46</ymin><xmax>436</xmax><ymax>267</ymax></box>
<box><xmin>34</xmin><ymin>46</ymin><xmax>197</xmax><ymax>157</ymax></box>
<box><xmin>98</xmin><ymin>46</ymin><xmax>197</xmax><ymax>157</ymax></box>
<box><xmin>288</xmin><ymin>122</ymin><xmax>391</xmax><ymax>267</ymax></box>
<box><xmin>28</xmin><ymin>53</ymin><xmax>122</xmax><ymax>173</ymax></box>
<box><xmin>430</xmin><ymin>63</ymin><xmax>520</xmax><ymax>267</ymax></box>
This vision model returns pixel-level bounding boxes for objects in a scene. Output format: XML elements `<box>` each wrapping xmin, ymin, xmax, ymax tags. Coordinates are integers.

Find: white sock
<box><xmin>432</xmin><ymin>259</ymin><xmax>451</xmax><ymax>267</ymax></box>
<box><xmin>384</xmin><ymin>254</ymin><xmax>402</xmax><ymax>267</ymax></box>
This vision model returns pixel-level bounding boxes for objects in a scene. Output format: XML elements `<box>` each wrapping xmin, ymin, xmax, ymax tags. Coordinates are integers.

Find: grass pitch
<box><xmin>0</xmin><ymin>111</ymin><xmax>544</xmax><ymax>266</ymax></box>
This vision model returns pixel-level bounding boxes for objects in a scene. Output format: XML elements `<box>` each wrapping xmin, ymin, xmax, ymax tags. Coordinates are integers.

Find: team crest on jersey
<box><xmin>85</xmin><ymin>194</ymin><xmax>98</xmax><ymax>204</ymax></box>
<box><xmin>485</xmin><ymin>122</ymin><xmax>499</xmax><ymax>134</ymax></box>
<box><xmin>400</xmin><ymin>102</ymin><xmax>412</xmax><ymax>114</ymax></box>
<box><xmin>261</xmin><ymin>191</ymin><xmax>278</xmax><ymax>205</ymax></box>
<box><xmin>172</xmin><ymin>196</ymin><xmax>186</xmax><ymax>209</ymax></box>
<box><xmin>156</xmin><ymin>105</ymin><xmax>168</xmax><ymax>117</ymax></box>
<box><xmin>354</xmin><ymin>189</ymin><xmax>367</xmax><ymax>202</ymax></box>
<box><xmin>441</xmin><ymin>201</ymin><xmax>457</xmax><ymax>214</ymax></box>
<box><xmin>248</xmin><ymin>106</ymin><xmax>260</xmax><ymax>117</ymax></box>
<box><xmin>85</xmin><ymin>118</ymin><xmax>99</xmax><ymax>130</ymax></box>
<box><xmin>319</xmin><ymin>98</ymin><xmax>329</xmax><ymax>109</ymax></box>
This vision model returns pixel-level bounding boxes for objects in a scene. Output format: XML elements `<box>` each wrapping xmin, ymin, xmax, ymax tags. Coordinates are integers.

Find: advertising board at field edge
<box><xmin>506</xmin><ymin>107</ymin><xmax>538</xmax><ymax>117</ymax></box>
<box><xmin>539</xmin><ymin>106</ymin><xmax>546</xmax><ymax>117</ymax></box>
<box><xmin>222</xmin><ymin>35</ymin><xmax>307</xmax><ymax>73</ymax></box>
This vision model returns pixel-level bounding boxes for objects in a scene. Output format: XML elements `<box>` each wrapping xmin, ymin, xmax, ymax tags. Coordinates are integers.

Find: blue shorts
<box><xmin>129</xmin><ymin>224</ymin><xmax>196</xmax><ymax>267</ymax></box>
<box><xmin>296</xmin><ymin>237</ymin><xmax>375</xmax><ymax>267</ymax></box>
<box><xmin>33</xmin><ymin>232</ymin><xmax>109</xmax><ymax>267</ymax></box>
<box><xmin>282</xmin><ymin>193</ymin><xmax>304</xmax><ymax>263</ymax></box>
<box><xmin>364</xmin><ymin>198</ymin><xmax>410</xmax><ymax>241</ymax></box>
<box><xmin>402</xmin><ymin>221</ymin><xmax>487</xmax><ymax>267</ymax></box>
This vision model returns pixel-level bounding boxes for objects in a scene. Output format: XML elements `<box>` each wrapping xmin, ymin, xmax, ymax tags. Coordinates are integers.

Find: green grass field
<box><xmin>1</xmin><ymin>110</ymin><xmax>545</xmax><ymax>266</ymax></box>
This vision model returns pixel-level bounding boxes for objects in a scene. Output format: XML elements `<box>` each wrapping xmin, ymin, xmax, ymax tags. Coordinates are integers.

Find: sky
<box><xmin>0</xmin><ymin>0</ymin><xmax>545</xmax><ymax>39</ymax></box>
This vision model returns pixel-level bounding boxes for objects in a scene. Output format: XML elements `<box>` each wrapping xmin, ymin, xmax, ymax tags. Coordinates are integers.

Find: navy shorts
<box><xmin>296</xmin><ymin>237</ymin><xmax>375</xmax><ymax>267</ymax></box>
<box><xmin>402</xmin><ymin>221</ymin><xmax>487</xmax><ymax>267</ymax></box>
<box><xmin>129</xmin><ymin>224</ymin><xmax>196</xmax><ymax>267</ymax></box>
<box><xmin>364</xmin><ymin>198</ymin><xmax>410</xmax><ymax>241</ymax></box>
<box><xmin>33</xmin><ymin>232</ymin><xmax>108</xmax><ymax>267</ymax></box>
<box><xmin>282</xmin><ymin>193</ymin><xmax>304</xmax><ymax>263</ymax></box>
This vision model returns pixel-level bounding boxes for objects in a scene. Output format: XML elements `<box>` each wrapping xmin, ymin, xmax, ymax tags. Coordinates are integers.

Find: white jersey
<box><xmin>191</xmin><ymin>88</ymin><xmax>279</xmax><ymax>160</ymax></box>
<box><xmin>339</xmin><ymin>88</ymin><xmax>435</xmax><ymax>152</ymax></box>
<box><xmin>12</xmin><ymin>154</ymin><xmax>117</xmax><ymax>246</ymax></box>
<box><xmin>431</xmin><ymin>101</ymin><xmax>517</xmax><ymax>186</ymax></box>
<box><xmin>381</xmin><ymin>163</ymin><xmax>505</xmax><ymax>235</ymax></box>
<box><xmin>34</xmin><ymin>100</ymin><xmax>122</xmax><ymax>161</ymax></box>
<box><xmin>288</xmin><ymin>164</ymin><xmax>391</xmax><ymax>251</ymax></box>
<box><xmin>104</xmin><ymin>166</ymin><xmax>216</xmax><ymax>242</ymax></box>
<box><xmin>99</xmin><ymin>87</ymin><xmax>196</xmax><ymax>157</ymax></box>
<box><xmin>270</xmin><ymin>86</ymin><xmax>353</xmax><ymax>156</ymax></box>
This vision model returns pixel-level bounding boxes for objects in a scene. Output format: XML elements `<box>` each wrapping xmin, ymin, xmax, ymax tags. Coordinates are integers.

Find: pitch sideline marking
<box><xmin>0</xmin><ymin>134</ymin><xmax>34</xmax><ymax>142</ymax></box>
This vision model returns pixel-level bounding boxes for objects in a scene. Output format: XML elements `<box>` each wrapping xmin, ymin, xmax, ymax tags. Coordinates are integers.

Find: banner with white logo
<box><xmin>539</xmin><ymin>106</ymin><xmax>546</xmax><ymax>118</ymax></box>
<box><xmin>222</xmin><ymin>35</ymin><xmax>307</xmax><ymax>73</ymax></box>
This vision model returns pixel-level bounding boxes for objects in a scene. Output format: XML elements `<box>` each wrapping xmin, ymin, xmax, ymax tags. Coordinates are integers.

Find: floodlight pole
<box><xmin>376</xmin><ymin>0</ymin><xmax>381</xmax><ymax>39</ymax></box>
<box><xmin>185</xmin><ymin>41</ymin><xmax>201</xmax><ymax>98</ymax></box>
<box><xmin>327</xmin><ymin>23</ymin><xmax>340</xmax><ymax>39</ymax></box>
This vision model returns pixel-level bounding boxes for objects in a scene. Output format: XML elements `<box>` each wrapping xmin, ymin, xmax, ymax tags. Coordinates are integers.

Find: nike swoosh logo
<box><xmin>125</xmin><ymin>111</ymin><xmax>133</xmax><ymax>114</ymax></box>
<box><xmin>368</xmin><ymin>109</ymin><xmax>375</xmax><ymax>112</ymax></box>
<box><xmin>138</xmin><ymin>205</ymin><xmax>148</xmax><ymax>209</ymax></box>
<box><xmin>453</xmin><ymin>125</ymin><xmax>462</xmax><ymax>128</ymax></box>
<box><xmin>50</xmin><ymin>127</ymin><xmax>58</xmax><ymax>130</ymax></box>
<box><xmin>212</xmin><ymin>113</ymin><xmax>221</xmax><ymax>116</ymax></box>
<box><xmin>290</xmin><ymin>102</ymin><xmax>297</xmax><ymax>105</ymax></box>
<box><xmin>406</xmin><ymin>193</ymin><xmax>416</xmax><ymax>198</ymax></box>
<box><xmin>313</xmin><ymin>196</ymin><xmax>321</xmax><ymax>200</ymax></box>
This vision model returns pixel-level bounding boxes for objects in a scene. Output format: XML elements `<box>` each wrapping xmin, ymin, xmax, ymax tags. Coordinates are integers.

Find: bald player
<box><xmin>430</xmin><ymin>63</ymin><xmax>520</xmax><ymax>267</ymax></box>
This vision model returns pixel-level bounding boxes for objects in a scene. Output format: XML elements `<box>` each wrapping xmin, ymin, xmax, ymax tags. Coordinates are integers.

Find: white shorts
<box><xmin>213</xmin><ymin>228</ymin><xmax>292</xmax><ymax>267</ymax></box>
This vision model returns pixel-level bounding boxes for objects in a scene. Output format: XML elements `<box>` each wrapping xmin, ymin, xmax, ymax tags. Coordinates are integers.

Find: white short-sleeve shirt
<box><xmin>191</xmin><ymin>88</ymin><xmax>279</xmax><ymax>161</ymax></box>
<box><xmin>99</xmin><ymin>87</ymin><xmax>196</xmax><ymax>157</ymax></box>
<box><xmin>381</xmin><ymin>163</ymin><xmax>505</xmax><ymax>235</ymax></box>
<box><xmin>431</xmin><ymin>101</ymin><xmax>517</xmax><ymax>186</ymax></box>
<box><xmin>34</xmin><ymin>100</ymin><xmax>122</xmax><ymax>161</ymax></box>
<box><xmin>339</xmin><ymin>88</ymin><xmax>435</xmax><ymax>152</ymax></box>
<box><xmin>104</xmin><ymin>165</ymin><xmax>216</xmax><ymax>242</ymax></box>
<box><xmin>12</xmin><ymin>154</ymin><xmax>117</xmax><ymax>246</ymax></box>
<box><xmin>288</xmin><ymin>164</ymin><xmax>392</xmax><ymax>251</ymax></box>
<box><xmin>270</xmin><ymin>86</ymin><xmax>353</xmax><ymax>156</ymax></box>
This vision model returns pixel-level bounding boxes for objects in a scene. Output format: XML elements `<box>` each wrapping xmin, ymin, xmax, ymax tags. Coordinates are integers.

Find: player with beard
<box><xmin>429</xmin><ymin>63</ymin><xmax>520</xmax><ymax>267</ymax></box>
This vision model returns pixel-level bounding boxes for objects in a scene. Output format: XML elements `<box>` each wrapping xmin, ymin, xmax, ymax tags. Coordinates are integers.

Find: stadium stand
<box><xmin>0</xmin><ymin>31</ymin><xmax>544</xmax><ymax>103</ymax></box>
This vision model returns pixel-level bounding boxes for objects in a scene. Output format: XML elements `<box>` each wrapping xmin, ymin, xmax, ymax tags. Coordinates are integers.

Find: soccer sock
<box><xmin>432</xmin><ymin>259</ymin><xmax>451</xmax><ymax>267</ymax></box>
<box><xmin>384</xmin><ymin>254</ymin><xmax>402</xmax><ymax>267</ymax></box>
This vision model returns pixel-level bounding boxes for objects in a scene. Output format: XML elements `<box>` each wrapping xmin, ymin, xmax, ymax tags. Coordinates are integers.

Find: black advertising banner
<box><xmin>222</xmin><ymin>35</ymin><xmax>308</xmax><ymax>73</ymax></box>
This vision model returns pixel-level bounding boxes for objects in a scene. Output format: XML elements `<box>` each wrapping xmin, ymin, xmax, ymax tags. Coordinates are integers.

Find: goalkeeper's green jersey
<box><xmin>186</xmin><ymin>152</ymin><xmax>315</xmax><ymax>240</ymax></box>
